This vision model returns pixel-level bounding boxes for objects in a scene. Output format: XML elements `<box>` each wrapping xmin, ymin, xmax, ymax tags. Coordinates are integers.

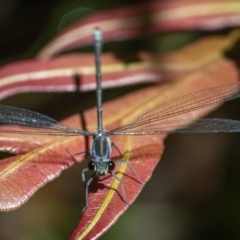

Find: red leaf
<box><xmin>0</xmin><ymin>30</ymin><xmax>239</xmax><ymax>100</ymax></box>
<box><xmin>0</xmin><ymin>54</ymin><xmax>160</xmax><ymax>100</ymax></box>
<box><xmin>0</xmin><ymin>57</ymin><xmax>235</xmax><ymax>231</ymax></box>
<box><xmin>71</xmin><ymin>58</ymin><xmax>238</xmax><ymax>239</ymax></box>
<box><xmin>37</xmin><ymin>0</ymin><xmax>240</xmax><ymax>58</ymax></box>
<box><xmin>0</xmin><ymin>115</ymin><xmax>85</xmax><ymax>211</ymax></box>
<box><xmin>0</xmin><ymin>28</ymin><xmax>240</xmax><ymax>238</ymax></box>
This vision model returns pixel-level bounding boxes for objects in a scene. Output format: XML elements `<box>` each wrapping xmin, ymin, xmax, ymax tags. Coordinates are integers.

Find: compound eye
<box><xmin>108</xmin><ymin>161</ymin><xmax>115</xmax><ymax>171</ymax></box>
<box><xmin>88</xmin><ymin>161</ymin><xmax>95</xmax><ymax>171</ymax></box>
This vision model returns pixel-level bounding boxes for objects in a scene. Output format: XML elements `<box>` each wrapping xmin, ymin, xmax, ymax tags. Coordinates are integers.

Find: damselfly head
<box><xmin>94</xmin><ymin>161</ymin><xmax>109</xmax><ymax>176</ymax></box>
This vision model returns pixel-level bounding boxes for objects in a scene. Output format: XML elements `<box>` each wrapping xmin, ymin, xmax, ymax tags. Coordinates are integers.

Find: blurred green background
<box><xmin>1</xmin><ymin>0</ymin><xmax>240</xmax><ymax>239</ymax></box>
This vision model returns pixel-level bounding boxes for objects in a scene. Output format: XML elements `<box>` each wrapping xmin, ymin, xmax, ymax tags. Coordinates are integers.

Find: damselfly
<box><xmin>1</xmin><ymin>28</ymin><xmax>240</xmax><ymax>209</ymax></box>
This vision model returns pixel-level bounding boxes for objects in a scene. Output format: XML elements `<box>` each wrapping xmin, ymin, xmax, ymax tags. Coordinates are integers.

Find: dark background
<box><xmin>0</xmin><ymin>0</ymin><xmax>240</xmax><ymax>239</ymax></box>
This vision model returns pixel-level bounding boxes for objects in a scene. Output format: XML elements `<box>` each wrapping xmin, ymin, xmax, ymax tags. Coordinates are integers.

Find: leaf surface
<box><xmin>0</xmin><ymin>27</ymin><xmax>239</xmax><ymax>238</ymax></box>
<box><xmin>0</xmin><ymin>58</ymin><xmax>237</xmax><ymax>229</ymax></box>
<box><xmin>0</xmin><ymin>8</ymin><xmax>240</xmax><ymax>237</ymax></box>
<box><xmin>71</xmin><ymin>58</ymin><xmax>239</xmax><ymax>239</ymax></box>
<box><xmin>0</xmin><ymin>30</ymin><xmax>239</xmax><ymax>100</ymax></box>
<box><xmin>37</xmin><ymin>0</ymin><xmax>240</xmax><ymax>58</ymax></box>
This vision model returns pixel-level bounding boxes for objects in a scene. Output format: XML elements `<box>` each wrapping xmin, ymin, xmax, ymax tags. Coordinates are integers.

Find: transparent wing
<box><xmin>174</xmin><ymin>118</ymin><xmax>240</xmax><ymax>134</ymax></box>
<box><xmin>0</xmin><ymin>104</ymin><xmax>92</xmax><ymax>136</ymax></box>
<box><xmin>108</xmin><ymin>82</ymin><xmax>240</xmax><ymax>135</ymax></box>
<box><xmin>108</xmin><ymin>118</ymin><xmax>240</xmax><ymax>135</ymax></box>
